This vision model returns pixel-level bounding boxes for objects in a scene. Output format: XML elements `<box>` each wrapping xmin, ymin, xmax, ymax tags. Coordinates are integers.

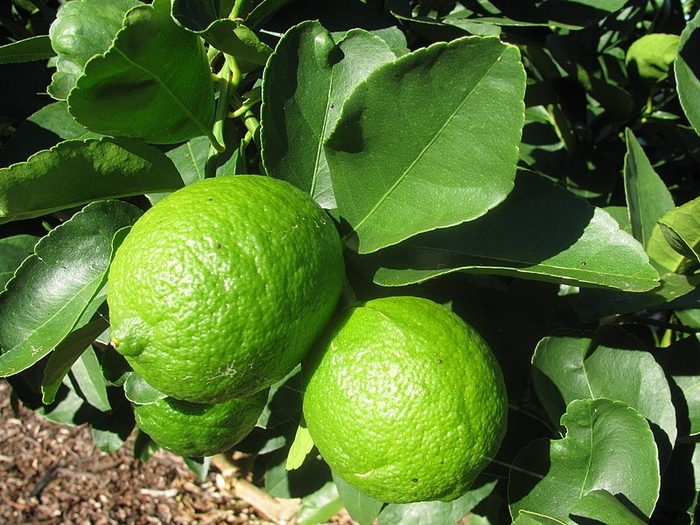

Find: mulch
<box><xmin>0</xmin><ymin>380</ymin><xmax>352</xmax><ymax>524</ymax></box>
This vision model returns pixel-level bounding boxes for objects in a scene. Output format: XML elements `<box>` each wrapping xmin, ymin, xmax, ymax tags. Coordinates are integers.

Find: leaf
<box><xmin>0</xmin><ymin>235</ymin><xmax>37</xmax><ymax>290</ymax></box>
<box><xmin>626</xmin><ymin>33</ymin><xmax>679</xmax><ymax>84</ymax></box>
<box><xmin>123</xmin><ymin>371</ymin><xmax>167</xmax><ymax>405</ymax></box>
<box><xmin>356</xmin><ymin>171</ymin><xmax>660</xmax><ymax>292</ymax></box>
<box><xmin>286</xmin><ymin>424</ymin><xmax>314</xmax><ymax>470</ymax></box>
<box><xmin>70</xmin><ymin>346</ymin><xmax>111</xmax><ymax>412</ymax></box>
<box><xmin>513</xmin><ymin>511</ymin><xmax>567</xmax><ymax>525</ymax></box>
<box><xmin>532</xmin><ymin>332</ymin><xmax>676</xmax><ymax>465</ymax></box>
<box><xmin>0</xmin><ymin>35</ymin><xmax>55</xmax><ymax>64</ymax></box>
<box><xmin>68</xmin><ymin>0</ymin><xmax>216</xmax><ymax>145</ymax></box>
<box><xmin>377</xmin><ymin>480</ymin><xmax>497</xmax><ymax>525</ymax></box>
<box><xmin>261</xmin><ymin>21</ymin><xmax>398</xmax><ymax>208</ymax></box>
<box><xmin>47</xmin><ymin>0</ymin><xmax>141</xmax><ymax>100</ymax></box>
<box><xmin>0</xmin><ymin>200</ymin><xmax>143</xmax><ymax>378</ymax></box>
<box><xmin>332</xmin><ymin>472</ymin><xmax>384</xmax><ymax>525</ymax></box>
<box><xmin>297</xmin><ymin>481</ymin><xmax>343</xmax><ymax>525</ymax></box>
<box><xmin>0</xmin><ymin>137</ymin><xmax>183</xmax><ymax>224</ymax></box>
<box><xmin>508</xmin><ymin>399</ymin><xmax>661</xmax><ymax>524</ymax></box>
<box><xmin>677</xmin><ymin>11</ymin><xmax>700</xmax><ymax>136</ymax></box>
<box><xmin>325</xmin><ymin>35</ymin><xmax>526</xmax><ymax>254</ymax></box>
<box><xmin>623</xmin><ymin>128</ymin><xmax>675</xmax><ymax>248</ymax></box>
<box><xmin>571</xmin><ymin>489</ymin><xmax>648</xmax><ymax>525</ymax></box>
<box><xmin>647</xmin><ymin>196</ymin><xmax>700</xmax><ymax>274</ymax></box>
<box><xmin>28</xmin><ymin>101</ymin><xmax>97</xmax><ymax>141</ymax></box>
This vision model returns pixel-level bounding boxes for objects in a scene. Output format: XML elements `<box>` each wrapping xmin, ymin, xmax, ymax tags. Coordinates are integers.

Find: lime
<box><xmin>108</xmin><ymin>175</ymin><xmax>345</xmax><ymax>403</ymax></box>
<box><xmin>133</xmin><ymin>388</ymin><xmax>268</xmax><ymax>457</ymax></box>
<box><xmin>302</xmin><ymin>296</ymin><xmax>508</xmax><ymax>504</ymax></box>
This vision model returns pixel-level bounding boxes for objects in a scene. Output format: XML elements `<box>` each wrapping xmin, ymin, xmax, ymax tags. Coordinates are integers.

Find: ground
<box><xmin>0</xmin><ymin>380</ymin><xmax>354</xmax><ymax>524</ymax></box>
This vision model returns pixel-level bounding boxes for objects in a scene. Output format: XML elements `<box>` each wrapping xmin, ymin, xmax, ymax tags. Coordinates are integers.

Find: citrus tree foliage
<box><xmin>1</xmin><ymin>0</ymin><xmax>700</xmax><ymax>523</ymax></box>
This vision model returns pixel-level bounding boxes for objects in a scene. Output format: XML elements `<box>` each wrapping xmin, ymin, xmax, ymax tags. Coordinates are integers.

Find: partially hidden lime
<box><xmin>302</xmin><ymin>296</ymin><xmax>508</xmax><ymax>504</ymax></box>
<box><xmin>108</xmin><ymin>175</ymin><xmax>345</xmax><ymax>403</ymax></box>
<box><xmin>133</xmin><ymin>388</ymin><xmax>268</xmax><ymax>457</ymax></box>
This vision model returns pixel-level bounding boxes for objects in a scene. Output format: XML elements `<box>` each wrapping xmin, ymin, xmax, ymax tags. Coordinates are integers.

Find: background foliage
<box><xmin>1</xmin><ymin>0</ymin><xmax>700</xmax><ymax>523</ymax></box>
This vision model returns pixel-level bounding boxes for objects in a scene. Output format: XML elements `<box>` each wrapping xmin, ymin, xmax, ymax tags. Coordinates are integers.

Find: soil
<box><xmin>0</xmin><ymin>380</ymin><xmax>354</xmax><ymax>525</ymax></box>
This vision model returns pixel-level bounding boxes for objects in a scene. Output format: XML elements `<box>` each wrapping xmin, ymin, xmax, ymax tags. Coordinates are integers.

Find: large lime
<box><xmin>302</xmin><ymin>296</ymin><xmax>508</xmax><ymax>504</ymax></box>
<box><xmin>133</xmin><ymin>388</ymin><xmax>268</xmax><ymax>457</ymax></box>
<box><xmin>108</xmin><ymin>175</ymin><xmax>344</xmax><ymax>403</ymax></box>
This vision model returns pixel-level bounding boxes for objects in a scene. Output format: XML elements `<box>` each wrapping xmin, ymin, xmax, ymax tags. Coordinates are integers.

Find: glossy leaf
<box><xmin>571</xmin><ymin>489</ymin><xmax>647</xmax><ymax>525</ymax></box>
<box><xmin>647</xmin><ymin>196</ymin><xmax>700</xmax><ymax>274</ymax></box>
<box><xmin>623</xmin><ymin>128</ymin><xmax>675</xmax><ymax>248</ymax></box>
<box><xmin>377</xmin><ymin>480</ymin><xmax>497</xmax><ymax>525</ymax></box>
<box><xmin>70</xmin><ymin>346</ymin><xmax>111</xmax><ymax>412</ymax></box>
<box><xmin>532</xmin><ymin>333</ymin><xmax>676</xmax><ymax>464</ymax></box>
<box><xmin>356</xmin><ymin>171</ymin><xmax>659</xmax><ymax>291</ymax></box>
<box><xmin>68</xmin><ymin>0</ymin><xmax>216</xmax><ymax>145</ymax></box>
<box><xmin>676</xmin><ymin>11</ymin><xmax>700</xmax><ymax>136</ymax></box>
<box><xmin>124</xmin><ymin>371</ymin><xmax>167</xmax><ymax>405</ymax></box>
<box><xmin>0</xmin><ymin>137</ymin><xmax>183</xmax><ymax>224</ymax></box>
<box><xmin>0</xmin><ymin>235</ymin><xmax>37</xmax><ymax>290</ymax></box>
<box><xmin>512</xmin><ymin>511</ymin><xmax>566</xmax><ymax>525</ymax></box>
<box><xmin>0</xmin><ymin>35</ymin><xmax>54</xmax><ymax>64</ymax></box>
<box><xmin>47</xmin><ymin>0</ymin><xmax>140</xmax><ymax>100</ymax></box>
<box><xmin>261</xmin><ymin>21</ymin><xmax>398</xmax><ymax>208</ymax></box>
<box><xmin>326</xmin><ymin>35</ymin><xmax>525</xmax><ymax>254</ymax></box>
<box><xmin>0</xmin><ymin>200</ymin><xmax>143</xmax><ymax>378</ymax></box>
<box><xmin>509</xmin><ymin>399</ymin><xmax>660</xmax><ymax>523</ymax></box>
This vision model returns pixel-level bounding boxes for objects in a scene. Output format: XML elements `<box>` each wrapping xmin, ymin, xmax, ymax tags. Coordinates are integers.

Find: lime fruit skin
<box><xmin>108</xmin><ymin>175</ymin><xmax>345</xmax><ymax>403</ymax></box>
<box><xmin>133</xmin><ymin>389</ymin><xmax>268</xmax><ymax>458</ymax></box>
<box><xmin>302</xmin><ymin>296</ymin><xmax>508</xmax><ymax>504</ymax></box>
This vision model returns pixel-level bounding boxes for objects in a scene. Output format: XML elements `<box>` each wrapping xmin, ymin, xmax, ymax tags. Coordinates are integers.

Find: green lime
<box><xmin>133</xmin><ymin>389</ymin><xmax>268</xmax><ymax>457</ymax></box>
<box><xmin>108</xmin><ymin>175</ymin><xmax>344</xmax><ymax>403</ymax></box>
<box><xmin>302</xmin><ymin>296</ymin><xmax>508</xmax><ymax>504</ymax></box>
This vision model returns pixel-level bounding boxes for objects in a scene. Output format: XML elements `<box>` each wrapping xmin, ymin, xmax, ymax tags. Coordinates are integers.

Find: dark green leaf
<box><xmin>261</xmin><ymin>21</ymin><xmax>398</xmax><ymax>208</ymax></box>
<box><xmin>0</xmin><ymin>200</ymin><xmax>143</xmax><ymax>377</ymax></box>
<box><xmin>326</xmin><ymin>35</ymin><xmax>526</xmax><ymax>253</ymax></box>
<box><xmin>0</xmin><ymin>137</ymin><xmax>182</xmax><ymax>224</ymax></box>
<box><xmin>0</xmin><ymin>234</ymin><xmax>37</xmax><ymax>290</ymax></box>
<box><xmin>68</xmin><ymin>0</ymin><xmax>217</xmax><ymax>145</ymax></box>
<box><xmin>509</xmin><ymin>399</ymin><xmax>660</xmax><ymax>524</ymax></box>
<box><xmin>571</xmin><ymin>489</ymin><xmax>648</xmax><ymax>525</ymax></box>
<box><xmin>623</xmin><ymin>129</ymin><xmax>675</xmax><ymax>248</ymax></box>
<box><xmin>356</xmin><ymin>171</ymin><xmax>659</xmax><ymax>291</ymax></box>
<box><xmin>677</xmin><ymin>11</ymin><xmax>700</xmax><ymax>136</ymax></box>
<box><xmin>513</xmin><ymin>511</ymin><xmax>566</xmax><ymax>525</ymax></box>
<box><xmin>28</xmin><ymin>102</ymin><xmax>96</xmax><ymax>141</ymax></box>
<box><xmin>70</xmin><ymin>346</ymin><xmax>111</xmax><ymax>412</ymax></box>
<box><xmin>47</xmin><ymin>0</ymin><xmax>141</xmax><ymax>99</ymax></box>
<box><xmin>0</xmin><ymin>35</ymin><xmax>55</xmax><ymax>64</ymax></box>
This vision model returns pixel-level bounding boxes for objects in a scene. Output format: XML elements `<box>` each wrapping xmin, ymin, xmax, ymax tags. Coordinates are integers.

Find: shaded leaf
<box><xmin>333</xmin><ymin>472</ymin><xmax>383</xmax><ymax>525</ymax></box>
<box><xmin>326</xmin><ymin>35</ymin><xmax>526</xmax><ymax>254</ymax></box>
<box><xmin>68</xmin><ymin>0</ymin><xmax>216</xmax><ymax>145</ymax></box>
<box><xmin>513</xmin><ymin>511</ymin><xmax>566</xmax><ymax>525</ymax></box>
<box><xmin>0</xmin><ymin>200</ymin><xmax>143</xmax><ymax>377</ymax></box>
<box><xmin>70</xmin><ymin>346</ymin><xmax>111</xmax><ymax>412</ymax></box>
<box><xmin>647</xmin><ymin>196</ymin><xmax>700</xmax><ymax>274</ymax></box>
<box><xmin>0</xmin><ymin>235</ymin><xmax>37</xmax><ymax>290</ymax></box>
<box><xmin>623</xmin><ymin>128</ymin><xmax>675</xmax><ymax>248</ymax></box>
<box><xmin>676</xmin><ymin>10</ymin><xmax>700</xmax><ymax>136</ymax></box>
<box><xmin>509</xmin><ymin>399</ymin><xmax>660</xmax><ymax>524</ymax></box>
<box><xmin>0</xmin><ymin>137</ymin><xmax>183</xmax><ymax>224</ymax></box>
<box><xmin>626</xmin><ymin>33</ymin><xmax>679</xmax><ymax>84</ymax></box>
<box><xmin>123</xmin><ymin>371</ymin><xmax>167</xmax><ymax>405</ymax></box>
<box><xmin>356</xmin><ymin>171</ymin><xmax>659</xmax><ymax>291</ymax></box>
<box><xmin>297</xmin><ymin>481</ymin><xmax>343</xmax><ymax>525</ymax></box>
<box><xmin>571</xmin><ymin>489</ymin><xmax>648</xmax><ymax>525</ymax></box>
<box><xmin>261</xmin><ymin>21</ymin><xmax>398</xmax><ymax>208</ymax></box>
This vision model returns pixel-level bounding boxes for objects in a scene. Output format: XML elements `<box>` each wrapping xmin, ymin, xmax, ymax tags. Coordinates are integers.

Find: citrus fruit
<box><xmin>133</xmin><ymin>388</ymin><xmax>268</xmax><ymax>458</ymax></box>
<box><xmin>108</xmin><ymin>174</ymin><xmax>345</xmax><ymax>403</ymax></box>
<box><xmin>302</xmin><ymin>296</ymin><xmax>508</xmax><ymax>504</ymax></box>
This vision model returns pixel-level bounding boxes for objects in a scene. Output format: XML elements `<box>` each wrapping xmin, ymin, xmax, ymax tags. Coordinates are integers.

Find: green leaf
<box><xmin>28</xmin><ymin>102</ymin><xmax>97</xmax><ymax>141</ymax></box>
<box><xmin>0</xmin><ymin>200</ymin><xmax>143</xmax><ymax>378</ymax></box>
<box><xmin>261</xmin><ymin>21</ymin><xmax>398</xmax><ymax>208</ymax></box>
<box><xmin>286</xmin><ymin>424</ymin><xmax>314</xmax><ymax>470</ymax></box>
<box><xmin>677</xmin><ymin>11</ymin><xmax>700</xmax><ymax>136</ymax></box>
<box><xmin>356</xmin><ymin>171</ymin><xmax>659</xmax><ymax>291</ymax></box>
<box><xmin>70</xmin><ymin>346</ymin><xmax>111</xmax><ymax>412</ymax></box>
<box><xmin>326</xmin><ymin>35</ymin><xmax>526</xmax><ymax>254</ymax></box>
<box><xmin>623</xmin><ymin>128</ymin><xmax>675</xmax><ymax>248</ymax></box>
<box><xmin>0</xmin><ymin>35</ymin><xmax>55</xmax><ymax>64</ymax></box>
<box><xmin>513</xmin><ymin>511</ymin><xmax>566</xmax><ymax>525</ymax></box>
<box><xmin>0</xmin><ymin>235</ymin><xmax>37</xmax><ymax>290</ymax></box>
<box><xmin>68</xmin><ymin>0</ymin><xmax>216</xmax><ymax>145</ymax></box>
<box><xmin>0</xmin><ymin>137</ymin><xmax>183</xmax><ymax>224</ymax></box>
<box><xmin>532</xmin><ymin>332</ymin><xmax>676</xmax><ymax>465</ymax></box>
<box><xmin>47</xmin><ymin>0</ymin><xmax>141</xmax><ymax>100</ymax></box>
<box><xmin>571</xmin><ymin>489</ymin><xmax>648</xmax><ymax>525</ymax></box>
<box><xmin>508</xmin><ymin>399</ymin><xmax>660</xmax><ymax>523</ymax></box>
<box><xmin>647</xmin><ymin>196</ymin><xmax>700</xmax><ymax>274</ymax></box>
<box><xmin>123</xmin><ymin>371</ymin><xmax>167</xmax><ymax>405</ymax></box>
<box><xmin>297</xmin><ymin>481</ymin><xmax>343</xmax><ymax>525</ymax></box>
<box><xmin>377</xmin><ymin>480</ymin><xmax>497</xmax><ymax>525</ymax></box>
<box><xmin>626</xmin><ymin>33</ymin><xmax>679</xmax><ymax>84</ymax></box>
<box><xmin>332</xmin><ymin>472</ymin><xmax>383</xmax><ymax>525</ymax></box>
